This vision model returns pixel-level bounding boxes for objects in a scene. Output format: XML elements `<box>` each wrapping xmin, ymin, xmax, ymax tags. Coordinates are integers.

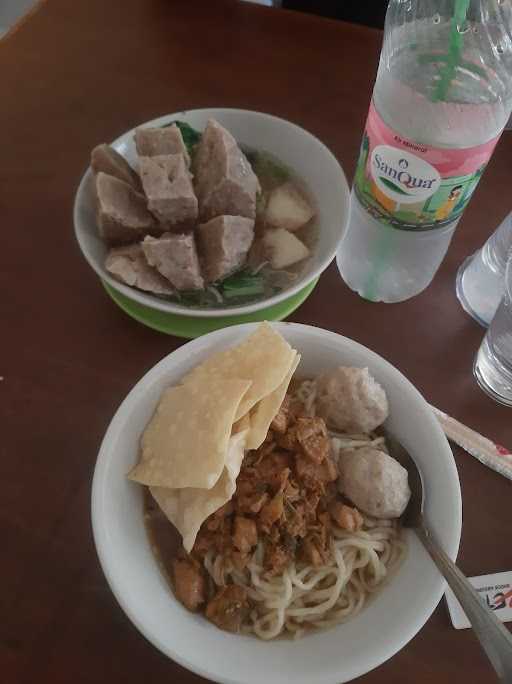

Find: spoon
<box><xmin>383</xmin><ymin>428</ymin><xmax>512</xmax><ymax>683</ymax></box>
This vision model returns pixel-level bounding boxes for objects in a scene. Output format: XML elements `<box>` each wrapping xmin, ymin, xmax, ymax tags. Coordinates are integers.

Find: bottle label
<box><xmin>354</xmin><ymin>101</ymin><xmax>501</xmax><ymax>231</ymax></box>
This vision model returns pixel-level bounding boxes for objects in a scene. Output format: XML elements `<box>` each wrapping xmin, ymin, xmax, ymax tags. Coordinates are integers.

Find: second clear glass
<box><xmin>456</xmin><ymin>211</ymin><xmax>512</xmax><ymax>326</ymax></box>
<box><xmin>473</xmin><ymin>256</ymin><xmax>512</xmax><ymax>405</ymax></box>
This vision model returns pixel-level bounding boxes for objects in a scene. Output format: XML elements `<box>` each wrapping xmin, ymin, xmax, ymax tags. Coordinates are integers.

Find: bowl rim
<box><xmin>74</xmin><ymin>107</ymin><xmax>350</xmax><ymax>318</ymax></box>
<box><xmin>91</xmin><ymin>322</ymin><xmax>462</xmax><ymax>684</ymax></box>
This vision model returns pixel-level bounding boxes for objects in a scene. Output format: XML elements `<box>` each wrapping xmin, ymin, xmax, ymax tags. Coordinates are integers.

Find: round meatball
<box><xmin>338</xmin><ymin>447</ymin><xmax>410</xmax><ymax>519</ymax></box>
<box><xmin>316</xmin><ymin>367</ymin><xmax>388</xmax><ymax>433</ymax></box>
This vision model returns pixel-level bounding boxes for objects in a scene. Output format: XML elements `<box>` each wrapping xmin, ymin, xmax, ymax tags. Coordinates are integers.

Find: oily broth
<box><xmin>144</xmin><ymin>489</ymin><xmax>182</xmax><ymax>586</ymax></box>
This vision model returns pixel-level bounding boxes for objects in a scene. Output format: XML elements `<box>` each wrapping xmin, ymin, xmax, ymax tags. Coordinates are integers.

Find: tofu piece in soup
<box><xmin>91</xmin><ymin>144</ymin><xmax>142</xmax><ymax>191</ymax></box>
<box><xmin>265</xmin><ymin>181</ymin><xmax>314</xmax><ymax>232</ymax></box>
<box><xmin>105</xmin><ymin>244</ymin><xmax>173</xmax><ymax>295</ymax></box>
<box><xmin>263</xmin><ymin>228</ymin><xmax>310</xmax><ymax>269</ymax></box>
<box><xmin>142</xmin><ymin>232</ymin><xmax>204</xmax><ymax>291</ymax></box>
<box><xmin>134</xmin><ymin>124</ymin><xmax>190</xmax><ymax>166</ymax></box>
<box><xmin>197</xmin><ymin>215</ymin><xmax>255</xmax><ymax>283</ymax></box>
<box><xmin>194</xmin><ymin>119</ymin><xmax>260</xmax><ymax>221</ymax></box>
<box><xmin>95</xmin><ymin>172</ymin><xmax>156</xmax><ymax>245</ymax></box>
<box><xmin>139</xmin><ymin>154</ymin><xmax>198</xmax><ymax>227</ymax></box>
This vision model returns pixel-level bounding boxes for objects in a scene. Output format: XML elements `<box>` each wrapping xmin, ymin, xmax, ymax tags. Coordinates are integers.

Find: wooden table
<box><xmin>2</xmin><ymin>1</ymin><xmax>511</xmax><ymax>682</ymax></box>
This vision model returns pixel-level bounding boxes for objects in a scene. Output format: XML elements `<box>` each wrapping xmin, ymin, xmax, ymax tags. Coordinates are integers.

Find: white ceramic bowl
<box><xmin>74</xmin><ymin>108</ymin><xmax>350</xmax><ymax>318</ymax></box>
<box><xmin>92</xmin><ymin>322</ymin><xmax>462</xmax><ymax>684</ymax></box>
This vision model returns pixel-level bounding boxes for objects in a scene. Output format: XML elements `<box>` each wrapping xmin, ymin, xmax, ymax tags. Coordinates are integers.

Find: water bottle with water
<box><xmin>337</xmin><ymin>0</ymin><xmax>512</xmax><ymax>303</ymax></box>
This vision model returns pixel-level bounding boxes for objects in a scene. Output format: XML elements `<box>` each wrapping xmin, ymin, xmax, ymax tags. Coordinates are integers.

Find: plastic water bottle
<box><xmin>337</xmin><ymin>0</ymin><xmax>512</xmax><ymax>303</ymax></box>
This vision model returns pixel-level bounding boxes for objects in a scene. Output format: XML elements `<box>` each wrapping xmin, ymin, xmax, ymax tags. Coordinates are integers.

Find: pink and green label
<box><xmin>354</xmin><ymin>101</ymin><xmax>500</xmax><ymax>231</ymax></box>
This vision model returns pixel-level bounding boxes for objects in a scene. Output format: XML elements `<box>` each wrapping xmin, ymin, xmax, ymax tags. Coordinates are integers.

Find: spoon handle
<box><xmin>416</xmin><ymin>523</ymin><xmax>512</xmax><ymax>683</ymax></box>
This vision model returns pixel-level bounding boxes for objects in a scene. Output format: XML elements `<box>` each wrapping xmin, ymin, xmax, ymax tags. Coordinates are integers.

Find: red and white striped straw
<box><xmin>431</xmin><ymin>405</ymin><xmax>512</xmax><ymax>481</ymax></box>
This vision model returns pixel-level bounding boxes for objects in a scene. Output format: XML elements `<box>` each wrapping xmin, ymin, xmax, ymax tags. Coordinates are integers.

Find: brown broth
<box><xmin>143</xmin><ymin>489</ymin><xmax>182</xmax><ymax>585</ymax></box>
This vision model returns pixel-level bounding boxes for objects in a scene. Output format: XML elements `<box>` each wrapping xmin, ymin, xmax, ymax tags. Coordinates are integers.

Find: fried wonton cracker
<box><xmin>128</xmin><ymin>379</ymin><xmax>250</xmax><ymax>489</ymax></box>
<box><xmin>183</xmin><ymin>322</ymin><xmax>295</xmax><ymax>421</ymax></box>
<box><xmin>150</xmin><ymin>430</ymin><xmax>248</xmax><ymax>552</ymax></box>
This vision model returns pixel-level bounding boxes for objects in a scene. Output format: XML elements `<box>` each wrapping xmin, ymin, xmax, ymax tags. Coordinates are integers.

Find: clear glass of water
<box><xmin>473</xmin><ymin>256</ymin><xmax>512</xmax><ymax>406</ymax></box>
<box><xmin>456</xmin><ymin>212</ymin><xmax>512</xmax><ymax>327</ymax></box>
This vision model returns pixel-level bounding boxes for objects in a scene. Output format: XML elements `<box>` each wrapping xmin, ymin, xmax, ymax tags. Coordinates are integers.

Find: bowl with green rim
<box><xmin>74</xmin><ymin>108</ymin><xmax>349</xmax><ymax>319</ymax></box>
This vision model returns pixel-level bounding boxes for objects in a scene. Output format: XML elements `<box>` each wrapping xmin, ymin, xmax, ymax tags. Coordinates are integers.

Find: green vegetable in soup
<box><xmin>221</xmin><ymin>270</ymin><xmax>265</xmax><ymax>299</ymax></box>
<box><xmin>174</xmin><ymin>288</ymin><xmax>216</xmax><ymax>307</ymax></box>
<box><xmin>167</xmin><ymin>271</ymin><xmax>266</xmax><ymax>308</ymax></box>
<box><xmin>245</xmin><ymin>150</ymin><xmax>290</xmax><ymax>188</ymax></box>
<box><xmin>162</xmin><ymin>120</ymin><xmax>202</xmax><ymax>154</ymax></box>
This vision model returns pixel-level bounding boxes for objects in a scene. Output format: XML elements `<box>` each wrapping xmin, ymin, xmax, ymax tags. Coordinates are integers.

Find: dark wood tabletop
<box><xmin>2</xmin><ymin>1</ymin><xmax>511</xmax><ymax>682</ymax></box>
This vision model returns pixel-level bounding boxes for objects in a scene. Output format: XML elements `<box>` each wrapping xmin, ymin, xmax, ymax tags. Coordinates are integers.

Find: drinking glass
<box><xmin>456</xmin><ymin>212</ymin><xmax>512</xmax><ymax>327</ymax></box>
<box><xmin>473</xmin><ymin>256</ymin><xmax>512</xmax><ymax>405</ymax></box>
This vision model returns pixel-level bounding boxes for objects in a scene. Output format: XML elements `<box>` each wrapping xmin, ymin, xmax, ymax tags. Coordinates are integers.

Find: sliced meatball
<box><xmin>173</xmin><ymin>558</ymin><xmax>206</xmax><ymax>612</ymax></box>
<box><xmin>194</xmin><ymin>119</ymin><xmax>260</xmax><ymax>220</ymax></box>
<box><xmin>134</xmin><ymin>124</ymin><xmax>190</xmax><ymax>165</ymax></box>
<box><xmin>105</xmin><ymin>244</ymin><xmax>173</xmax><ymax>295</ymax></box>
<box><xmin>197</xmin><ymin>215</ymin><xmax>255</xmax><ymax>283</ymax></box>
<box><xmin>91</xmin><ymin>144</ymin><xmax>142</xmax><ymax>190</ymax></box>
<box><xmin>139</xmin><ymin>154</ymin><xmax>198</xmax><ymax>227</ymax></box>
<box><xmin>95</xmin><ymin>172</ymin><xmax>156</xmax><ymax>245</ymax></box>
<box><xmin>338</xmin><ymin>446</ymin><xmax>410</xmax><ymax>519</ymax></box>
<box><xmin>142</xmin><ymin>232</ymin><xmax>204</xmax><ymax>291</ymax></box>
<box><xmin>205</xmin><ymin>585</ymin><xmax>249</xmax><ymax>633</ymax></box>
<box><xmin>316</xmin><ymin>367</ymin><xmax>389</xmax><ymax>433</ymax></box>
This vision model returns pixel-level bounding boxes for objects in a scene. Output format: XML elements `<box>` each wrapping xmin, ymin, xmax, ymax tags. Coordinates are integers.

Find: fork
<box><xmin>383</xmin><ymin>429</ymin><xmax>512</xmax><ymax>683</ymax></box>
